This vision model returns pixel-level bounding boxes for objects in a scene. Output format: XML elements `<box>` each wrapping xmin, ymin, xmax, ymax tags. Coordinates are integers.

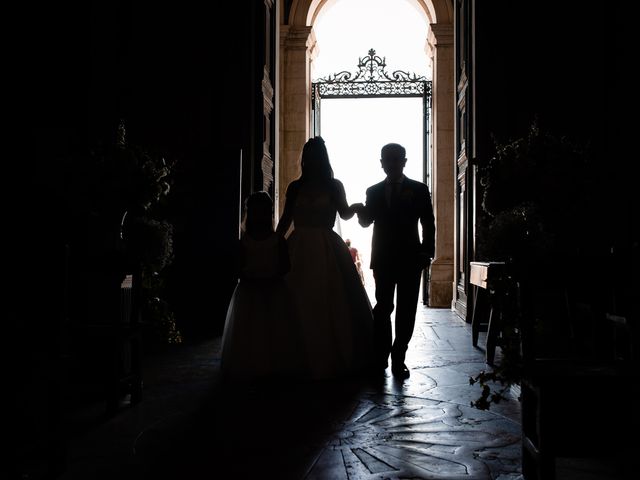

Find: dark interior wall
<box><xmin>473</xmin><ymin>1</ymin><xmax>632</xmax><ymax>251</ymax></box>
<box><xmin>20</xmin><ymin>0</ymin><xmax>259</xmax><ymax>340</ymax></box>
<box><xmin>467</xmin><ymin>1</ymin><xmax>636</xmax><ymax>352</ymax></box>
<box><xmin>474</xmin><ymin>2</ymin><xmax>607</xmax><ymax>141</ymax></box>
<box><xmin>14</xmin><ymin>1</ymin><xmax>259</xmax><ymax>475</ymax></box>
<box><xmin>92</xmin><ymin>0</ymin><xmax>256</xmax><ymax>338</ymax></box>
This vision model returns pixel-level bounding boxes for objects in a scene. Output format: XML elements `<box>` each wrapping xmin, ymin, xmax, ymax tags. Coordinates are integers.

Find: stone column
<box><xmin>426</xmin><ymin>24</ymin><xmax>455</xmax><ymax>307</ymax></box>
<box><xmin>278</xmin><ymin>25</ymin><xmax>317</xmax><ymax>214</ymax></box>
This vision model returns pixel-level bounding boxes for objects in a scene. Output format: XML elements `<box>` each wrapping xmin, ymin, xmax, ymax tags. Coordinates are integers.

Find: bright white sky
<box><xmin>313</xmin><ymin>0</ymin><xmax>431</xmax><ymax>80</ymax></box>
<box><xmin>312</xmin><ymin>0</ymin><xmax>431</xmax><ymax>293</ymax></box>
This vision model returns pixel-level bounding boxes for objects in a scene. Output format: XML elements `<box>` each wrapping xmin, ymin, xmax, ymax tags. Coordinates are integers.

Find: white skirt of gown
<box><xmin>221</xmin><ymin>277</ymin><xmax>303</xmax><ymax>381</ymax></box>
<box><xmin>286</xmin><ymin>226</ymin><xmax>374</xmax><ymax>379</ymax></box>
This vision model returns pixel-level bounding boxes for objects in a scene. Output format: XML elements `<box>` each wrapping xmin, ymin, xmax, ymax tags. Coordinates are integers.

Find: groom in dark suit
<box><xmin>355</xmin><ymin>143</ymin><xmax>435</xmax><ymax>378</ymax></box>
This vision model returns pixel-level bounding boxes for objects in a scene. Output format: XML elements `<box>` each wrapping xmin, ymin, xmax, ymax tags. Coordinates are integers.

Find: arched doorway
<box><xmin>278</xmin><ymin>0</ymin><xmax>455</xmax><ymax>308</ymax></box>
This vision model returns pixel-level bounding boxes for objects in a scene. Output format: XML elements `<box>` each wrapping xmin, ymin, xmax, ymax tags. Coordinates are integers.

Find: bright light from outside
<box><xmin>322</xmin><ymin>98</ymin><xmax>424</xmax><ymax>291</ymax></box>
<box><xmin>313</xmin><ymin>0</ymin><xmax>431</xmax><ymax>80</ymax></box>
<box><xmin>312</xmin><ymin>0</ymin><xmax>431</xmax><ymax>295</ymax></box>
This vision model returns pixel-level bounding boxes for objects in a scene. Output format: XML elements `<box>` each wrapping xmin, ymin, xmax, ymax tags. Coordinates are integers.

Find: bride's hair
<box><xmin>300</xmin><ymin>136</ymin><xmax>334</xmax><ymax>182</ymax></box>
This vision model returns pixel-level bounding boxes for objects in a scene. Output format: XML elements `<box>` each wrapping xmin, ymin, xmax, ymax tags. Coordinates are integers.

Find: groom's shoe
<box><xmin>391</xmin><ymin>363</ymin><xmax>410</xmax><ymax>379</ymax></box>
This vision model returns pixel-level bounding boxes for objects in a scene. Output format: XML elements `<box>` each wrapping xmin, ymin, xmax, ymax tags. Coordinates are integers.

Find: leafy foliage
<box><xmin>91</xmin><ymin>121</ymin><xmax>182</xmax><ymax>344</ymax></box>
<box><xmin>126</xmin><ymin>217</ymin><xmax>174</xmax><ymax>273</ymax></box>
<box><xmin>126</xmin><ymin>216</ymin><xmax>182</xmax><ymax>345</ymax></box>
<box><xmin>141</xmin><ymin>272</ymin><xmax>183</xmax><ymax>345</ymax></box>
<box><xmin>470</xmin><ymin>120</ymin><xmax>589</xmax><ymax>409</ymax></box>
<box><xmin>477</xmin><ymin>120</ymin><xmax>589</xmax><ymax>267</ymax></box>
<box><xmin>87</xmin><ymin>124</ymin><xmax>173</xmax><ymax>215</ymax></box>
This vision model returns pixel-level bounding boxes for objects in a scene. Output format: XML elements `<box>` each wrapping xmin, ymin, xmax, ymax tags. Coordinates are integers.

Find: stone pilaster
<box><xmin>427</xmin><ymin>23</ymin><xmax>455</xmax><ymax>308</ymax></box>
<box><xmin>278</xmin><ymin>25</ymin><xmax>316</xmax><ymax>214</ymax></box>
<box><xmin>262</xmin><ymin>67</ymin><xmax>275</xmax><ymax>191</ymax></box>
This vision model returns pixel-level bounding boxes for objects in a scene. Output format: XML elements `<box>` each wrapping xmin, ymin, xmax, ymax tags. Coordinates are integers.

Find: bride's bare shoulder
<box><xmin>331</xmin><ymin>178</ymin><xmax>346</xmax><ymax>190</ymax></box>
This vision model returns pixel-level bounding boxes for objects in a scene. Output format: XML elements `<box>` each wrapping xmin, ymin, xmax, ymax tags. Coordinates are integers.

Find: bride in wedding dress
<box><xmin>277</xmin><ymin>137</ymin><xmax>374</xmax><ymax>379</ymax></box>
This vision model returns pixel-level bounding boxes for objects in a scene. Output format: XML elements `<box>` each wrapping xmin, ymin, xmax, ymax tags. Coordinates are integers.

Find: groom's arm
<box><xmin>357</xmin><ymin>187</ymin><xmax>375</xmax><ymax>227</ymax></box>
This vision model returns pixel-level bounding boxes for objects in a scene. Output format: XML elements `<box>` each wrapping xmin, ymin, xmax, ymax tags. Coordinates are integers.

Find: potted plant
<box><xmin>87</xmin><ymin>121</ymin><xmax>182</xmax><ymax>346</ymax></box>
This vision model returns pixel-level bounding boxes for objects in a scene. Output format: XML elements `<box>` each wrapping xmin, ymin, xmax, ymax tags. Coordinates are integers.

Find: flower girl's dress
<box><xmin>221</xmin><ymin>232</ymin><xmax>301</xmax><ymax>381</ymax></box>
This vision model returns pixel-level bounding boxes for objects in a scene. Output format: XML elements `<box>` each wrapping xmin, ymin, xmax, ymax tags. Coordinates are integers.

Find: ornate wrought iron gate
<box><xmin>311</xmin><ymin>49</ymin><xmax>432</xmax><ymax>186</ymax></box>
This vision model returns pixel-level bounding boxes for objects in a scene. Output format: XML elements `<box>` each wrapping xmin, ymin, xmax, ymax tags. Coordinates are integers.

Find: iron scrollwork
<box><xmin>313</xmin><ymin>49</ymin><xmax>431</xmax><ymax>98</ymax></box>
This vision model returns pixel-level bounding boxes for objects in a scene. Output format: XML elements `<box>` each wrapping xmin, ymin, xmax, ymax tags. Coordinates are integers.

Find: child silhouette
<box><xmin>221</xmin><ymin>191</ymin><xmax>302</xmax><ymax>382</ymax></box>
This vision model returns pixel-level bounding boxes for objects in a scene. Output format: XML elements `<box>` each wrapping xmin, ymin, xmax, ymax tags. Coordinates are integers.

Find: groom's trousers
<box><xmin>372</xmin><ymin>265</ymin><xmax>423</xmax><ymax>367</ymax></box>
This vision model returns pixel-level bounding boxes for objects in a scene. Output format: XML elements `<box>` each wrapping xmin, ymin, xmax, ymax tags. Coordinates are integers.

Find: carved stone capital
<box><xmin>281</xmin><ymin>25</ymin><xmax>314</xmax><ymax>51</ymax></box>
<box><xmin>428</xmin><ymin>23</ymin><xmax>454</xmax><ymax>48</ymax></box>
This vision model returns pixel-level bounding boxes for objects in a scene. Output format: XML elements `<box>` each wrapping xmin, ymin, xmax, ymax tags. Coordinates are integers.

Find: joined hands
<box><xmin>350</xmin><ymin>202</ymin><xmax>365</xmax><ymax>215</ymax></box>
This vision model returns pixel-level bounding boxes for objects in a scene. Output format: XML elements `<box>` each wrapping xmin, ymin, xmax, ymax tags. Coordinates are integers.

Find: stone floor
<box><xmin>57</xmin><ymin>304</ymin><xmax>633</xmax><ymax>480</ymax></box>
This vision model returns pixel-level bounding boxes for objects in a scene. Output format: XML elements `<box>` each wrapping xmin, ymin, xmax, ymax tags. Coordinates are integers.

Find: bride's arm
<box><xmin>334</xmin><ymin>179</ymin><xmax>358</xmax><ymax>220</ymax></box>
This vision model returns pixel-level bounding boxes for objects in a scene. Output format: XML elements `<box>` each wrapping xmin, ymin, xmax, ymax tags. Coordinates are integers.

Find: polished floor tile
<box><xmin>59</xmin><ymin>305</ymin><xmax>632</xmax><ymax>479</ymax></box>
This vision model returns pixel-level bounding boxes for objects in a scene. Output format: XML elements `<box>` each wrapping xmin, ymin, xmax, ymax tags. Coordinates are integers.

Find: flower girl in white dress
<box><xmin>221</xmin><ymin>191</ymin><xmax>302</xmax><ymax>382</ymax></box>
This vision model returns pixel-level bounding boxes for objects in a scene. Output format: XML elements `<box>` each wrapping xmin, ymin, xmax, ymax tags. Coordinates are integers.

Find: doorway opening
<box><xmin>280</xmin><ymin>0</ymin><xmax>456</xmax><ymax>307</ymax></box>
<box><xmin>310</xmin><ymin>0</ymin><xmax>432</xmax><ymax>301</ymax></box>
<box><xmin>312</xmin><ymin>49</ymin><xmax>431</xmax><ymax>300</ymax></box>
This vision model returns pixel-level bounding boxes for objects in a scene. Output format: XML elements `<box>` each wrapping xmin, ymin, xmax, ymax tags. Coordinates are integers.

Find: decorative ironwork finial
<box><xmin>313</xmin><ymin>48</ymin><xmax>430</xmax><ymax>98</ymax></box>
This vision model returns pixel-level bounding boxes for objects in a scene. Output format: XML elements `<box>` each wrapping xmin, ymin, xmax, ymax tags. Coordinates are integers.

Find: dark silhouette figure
<box><xmin>276</xmin><ymin>137</ymin><xmax>374</xmax><ymax>379</ymax></box>
<box><xmin>355</xmin><ymin>143</ymin><xmax>435</xmax><ymax>378</ymax></box>
<box><xmin>221</xmin><ymin>191</ymin><xmax>301</xmax><ymax>382</ymax></box>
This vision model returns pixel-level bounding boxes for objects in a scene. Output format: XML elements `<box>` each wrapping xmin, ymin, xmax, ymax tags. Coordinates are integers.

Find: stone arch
<box><xmin>288</xmin><ymin>0</ymin><xmax>453</xmax><ymax>26</ymax></box>
<box><xmin>279</xmin><ymin>0</ymin><xmax>454</xmax><ymax>307</ymax></box>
